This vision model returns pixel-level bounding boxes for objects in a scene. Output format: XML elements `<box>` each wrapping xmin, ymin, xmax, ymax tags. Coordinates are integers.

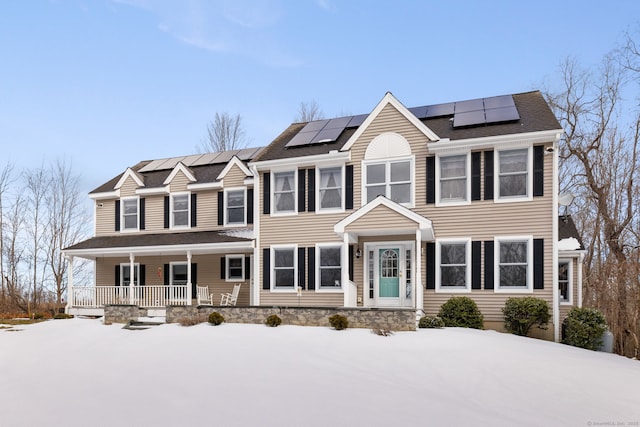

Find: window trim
<box><xmin>271</xmin><ymin>170</ymin><xmax>297</xmax><ymax>216</ymax></box>
<box><xmin>270</xmin><ymin>244</ymin><xmax>298</xmax><ymax>291</ymax></box>
<box><xmin>316</xmin><ymin>165</ymin><xmax>345</xmax><ymax>213</ymax></box>
<box><xmin>436</xmin><ymin>152</ymin><xmax>471</xmax><ymax>206</ymax></box>
<box><xmin>119</xmin><ymin>263</ymin><xmax>140</xmax><ymax>286</ymax></box>
<box><xmin>558</xmin><ymin>259</ymin><xmax>573</xmax><ymax>305</ymax></box>
<box><xmin>170</xmin><ymin>192</ymin><xmax>191</xmax><ymax>229</ymax></box>
<box><xmin>435</xmin><ymin>238</ymin><xmax>471</xmax><ymax>293</ymax></box>
<box><xmin>120</xmin><ymin>196</ymin><xmax>139</xmax><ymax>232</ymax></box>
<box><xmin>361</xmin><ymin>156</ymin><xmax>415</xmax><ymax>207</ymax></box>
<box><xmin>225</xmin><ymin>254</ymin><xmax>245</xmax><ymax>282</ymax></box>
<box><xmin>315</xmin><ymin>243</ymin><xmax>343</xmax><ymax>292</ymax></box>
<box><xmin>224</xmin><ymin>187</ymin><xmax>247</xmax><ymax>227</ymax></box>
<box><xmin>170</xmin><ymin>262</ymin><xmax>188</xmax><ymax>286</ymax></box>
<box><xmin>494</xmin><ymin>146</ymin><xmax>533</xmax><ymax>203</ymax></box>
<box><xmin>494</xmin><ymin>235</ymin><xmax>533</xmax><ymax>293</ymax></box>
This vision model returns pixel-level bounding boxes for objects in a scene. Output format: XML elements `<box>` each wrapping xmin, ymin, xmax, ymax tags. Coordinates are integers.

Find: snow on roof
<box><xmin>558</xmin><ymin>237</ymin><xmax>582</xmax><ymax>251</ymax></box>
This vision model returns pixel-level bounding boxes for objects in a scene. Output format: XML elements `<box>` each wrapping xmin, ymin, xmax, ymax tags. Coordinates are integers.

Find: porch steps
<box><xmin>123</xmin><ymin>318</ymin><xmax>165</xmax><ymax>331</ymax></box>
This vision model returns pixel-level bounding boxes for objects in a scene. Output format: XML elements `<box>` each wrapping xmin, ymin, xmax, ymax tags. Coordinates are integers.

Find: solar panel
<box><xmin>453</xmin><ymin>110</ymin><xmax>486</xmax><ymax>127</ymax></box>
<box><xmin>454</xmin><ymin>98</ymin><xmax>484</xmax><ymax>113</ymax></box>
<box><xmin>425</xmin><ymin>103</ymin><xmax>455</xmax><ymax>117</ymax></box>
<box><xmin>139</xmin><ymin>159</ymin><xmax>168</xmax><ymax>172</ymax></box>
<box><xmin>347</xmin><ymin>114</ymin><xmax>367</xmax><ymax>128</ymax></box>
<box><xmin>284</xmin><ymin>131</ymin><xmax>317</xmax><ymax>148</ymax></box>
<box><xmin>324</xmin><ymin>116</ymin><xmax>352</xmax><ymax>129</ymax></box>
<box><xmin>408</xmin><ymin>106</ymin><xmax>428</xmax><ymax>119</ymax></box>
<box><xmin>301</xmin><ymin>119</ymin><xmax>329</xmax><ymax>132</ymax></box>
<box><xmin>313</xmin><ymin>127</ymin><xmax>343</xmax><ymax>143</ymax></box>
<box><xmin>483</xmin><ymin>95</ymin><xmax>515</xmax><ymax>110</ymax></box>
<box><xmin>485</xmin><ymin>106</ymin><xmax>520</xmax><ymax>123</ymax></box>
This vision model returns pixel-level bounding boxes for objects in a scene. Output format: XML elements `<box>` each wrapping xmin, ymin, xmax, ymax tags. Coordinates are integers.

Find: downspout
<box><xmin>343</xmin><ymin>233</ymin><xmax>351</xmax><ymax>307</ymax></box>
<box><xmin>415</xmin><ymin>229</ymin><xmax>423</xmax><ymax>314</ymax></box>
<box><xmin>577</xmin><ymin>252</ymin><xmax>585</xmax><ymax>308</ymax></box>
<box><xmin>552</xmin><ymin>135</ymin><xmax>560</xmax><ymax>342</ymax></box>
<box><xmin>251</xmin><ymin>165</ymin><xmax>260</xmax><ymax>307</ymax></box>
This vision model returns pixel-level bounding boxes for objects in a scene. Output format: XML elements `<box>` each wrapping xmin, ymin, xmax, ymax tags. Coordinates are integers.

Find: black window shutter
<box><xmin>115</xmin><ymin>200</ymin><xmax>121</xmax><ymax>231</ymax></box>
<box><xmin>220</xmin><ymin>257</ymin><xmax>226</xmax><ymax>280</ymax></box>
<box><xmin>345</xmin><ymin>165</ymin><xmax>354</xmax><ymax>210</ymax></box>
<box><xmin>190</xmin><ymin>193</ymin><xmax>197</xmax><ymax>227</ymax></box>
<box><xmin>484</xmin><ymin>241</ymin><xmax>494</xmax><ymax>289</ymax></box>
<box><xmin>262</xmin><ymin>248</ymin><xmax>270</xmax><ymax>289</ymax></box>
<box><xmin>247</xmin><ymin>189</ymin><xmax>254</xmax><ymax>224</ymax></box>
<box><xmin>217</xmin><ymin>191</ymin><xmax>224</xmax><ymax>226</ymax></box>
<box><xmin>114</xmin><ymin>265</ymin><xmax>120</xmax><ymax>286</ymax></box>
<box><xmin>298</xmin><ymin>169</ymin><xmax>306</xmax><ymax>213</ymax></box>
<box><xmin>139</xmin><ymin>265</ymin><xmax>146</xmax><ymax>286</ymax></box>
<box><xmin>426</xmin><ymin>157</ymin><xmax>435</xmax><ymax>204</ymax></box>
<box><xmin>163</xmin><ymin>196</ymin><xmax>170</xmax><ymax>228</ymax></box>
<box><xmin>308</xmin><ymin>168</ymin><xmax>316</xmax><ymax>212</ymax></box>
<box><xmin>307</xmin><ymin>247</ymin><xmax>315</xmax><ymax>290</ymax></box>
<box><xmin>139</xmin><ymin>198</ymin><xmax>145</xmax><ymax>230</ymax></box>
<box><xmin>484</xmin><ymin>151</ymin><xmax>494</xmax><ymax>200</ymax></box>
<box><xmin>471</xmin><ymin>152</ymin><xmax>481</xmax><ymax>201</ymax></box>
<box><xmin>533</xmin><ymin>146</ymin><xmax>544</xmax><ymax>197</ymax></box>
<box><xmin>298</xmin><ymin>247</ymin><xmax>306</xmax><ymax>290</ymax></box>
<box><xmin>263</xmin><ymin>173</ymin><xmax>271</xmax><ymax>215</ymax></box>
<box><xmin>426</xmin><ymin>242</ymin><xmax>435</xmax><ymax>289</ymax></box>
<box><xmin>191</xmin><ymin>263</ymin><xmax>198</xmax><ymax>297</ymax></box>
<box><xmin>348</xmin><ymin>245</ymin><xmax>354</xmax><ymax>282</ymax></box>
<box><xmin>534</xmin><ymin>238</ymin><xmax>544</xmax><ymax>289</ymax></box>
<box><xmin>244</xmin><ymin>256</ymin><xmax>251</xmax><ymax>280</ymax></box>
<box><xmin>472</xmin><ymin>241</ymin><xmax>481</xmax><ymax>289</ymax></box>
<box><xmin>164</xmin><ymin>264</ymin><xmax>170</xmax><ymax>286</ymax></box>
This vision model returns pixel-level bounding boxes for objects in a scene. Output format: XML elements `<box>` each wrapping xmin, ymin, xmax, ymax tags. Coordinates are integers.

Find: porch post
<box><xmin>65</xmin><ymin>255</ymin><xmax>74</xmax><ymax>312</ymax></box>
<box><xmin>343</xmin><ymin>233</ymin><xmax>353</xmax><ymax>307</ymax></box>
<box><xmin>129</xmin><ymin>253</ymin><xmax>135</xmax><ymax>304</ymax></box>
<box><xmin>186</xmin><ymin>250</ymin><xmax>192</xmax><ymax>305</ymax></box>
<box><xmin>415</xmin><ymin>230</ymin><xmax>424</xmax><ymax>313</ymax></box>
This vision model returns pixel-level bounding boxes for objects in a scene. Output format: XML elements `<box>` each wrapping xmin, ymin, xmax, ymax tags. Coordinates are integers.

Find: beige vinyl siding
<box><xmin>222</xmin><ymin>165</ymin><xmax>248</xmax><ymax>188</ymax></box>
<box><xmin>347</xmin><ymin>205</ymin><xmax>419</xmax><ymax>232</ymax></box>
<box><xmin>95</xmin><ymin>199</ymin><xmax>116</xmax><ymax>235</ymax></box>
<box><xmin>168</xmin><ymin>171</ymin><xmax>191</xmax><ymax>192</ymax></box>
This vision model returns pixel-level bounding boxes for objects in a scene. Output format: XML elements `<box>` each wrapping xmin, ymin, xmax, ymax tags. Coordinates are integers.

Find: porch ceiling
<box><xmin>63</xmin><ymin>230</ymin><xmax>254</xmax><ymax>260</ymax></box>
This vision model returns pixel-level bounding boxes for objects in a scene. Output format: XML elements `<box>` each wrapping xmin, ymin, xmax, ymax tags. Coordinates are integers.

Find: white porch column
<box><xmin>186</xmin><ymin>250</ymin><xmax>192</xmax><ymax>305</ymax></box>
<box><xmin>129</xmin><ymin>253</ymin><xmax>135</xmax><ymax>304</ymax></box>
<box><xmin>65</xmin><ymin>255</ymin><xmax>74</xmax><ymax>312</ymax></box>
<box><xmin>577</xmin><ymin>252</ymin><xmax>585</xmax><ymax>308</ymax></box>
<box><xmin>342</xmin><ymin>233</ymin><xmax>353</xmax><ymax>307</ymax></box>
<box><xmin>415</xmin><ymin>230</ymin><xmax>424</xmax><ymax>313</ymax></box>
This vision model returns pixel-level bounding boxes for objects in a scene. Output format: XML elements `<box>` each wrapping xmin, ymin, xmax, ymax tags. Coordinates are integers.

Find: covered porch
<box><xmin>63</xmin><ymin>230</ymin><xmax>254</xmax><ymax>315</ymax></box>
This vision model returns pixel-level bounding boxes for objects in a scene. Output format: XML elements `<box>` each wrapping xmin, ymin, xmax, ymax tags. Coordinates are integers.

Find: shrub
<box><xmin>265</xmin><ymin>314</ymin><xmax>282</xmax><ymax>327</ymax></box>
<box><xmin>502</xmin><ymin>297</ymin><xmax>550</xmax><ymax>336</ymax></box>
<box><xmin>563</xmin><ymin>307</ymin><xmax>608</xmax><ymax>350</ymax></box>
<box><xmin>418</xmin><ymin>315</ymin><xmax>445</xmax><ymax>329</ymax></box>
<box><xmin>438</xmin><ymin>296</ymin><xmax>484</xmax><ymax>329</ymax></box>
<box><xmin>328</xmin><ymin>314</ymin><xmax>349</xmax><ymax>330</ymax></box>
<box><xmin>179</xmin><ymin>315</ymin><xmax>207</xmax><ymax>326</ymax></box>
<box><xmin>33</xmin><ymin>313</ymin><xmax>45</xmax><ymax>320</ymax></box>
<box><xmin>53</xmin><ymin>313</ymin><xmax>73</xmax><ymax>320</ymax></box>
<box><xmin>208</xmin><ymin>312</ymin><xmax>225</xmax><ymax>326</ymax></box>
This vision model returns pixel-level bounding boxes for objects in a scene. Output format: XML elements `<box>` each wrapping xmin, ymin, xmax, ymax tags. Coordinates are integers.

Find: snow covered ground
<box><xmin>1</xmin><ymin>318</ymin><xmax>639</xmax><ymax>427</ymax></box>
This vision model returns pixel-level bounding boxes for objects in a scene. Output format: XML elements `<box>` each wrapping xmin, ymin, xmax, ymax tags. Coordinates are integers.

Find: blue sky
<box><xmin>1</xmin><ymin>0</ymin><xmax>638</xmax><ymax>194</ymax></box>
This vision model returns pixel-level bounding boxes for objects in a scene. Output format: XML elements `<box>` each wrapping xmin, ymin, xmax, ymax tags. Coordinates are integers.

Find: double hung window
<box><xmin>439</xmin><ymin>155</ymin><xmax>468</xmax><ymax>203</ymax></box>
<box><xmin>273</xmin><ymin>247</ymin><xmax>296</xmax><ymax>289</ymax></box>
<box><xmin>318</xmin><ymin>167</ymin><xmax>342</xmax><ymax>210</ymax></box>
<box><xmin>226</xmin><ymin>189</ymin><xmax>245</xmax><ymax>225</ymax></box>
<box><xmin>172</xmin><ymin>193</ymin><xmax>190</xmax><ymax>227</ymax></box>
<box><xmin>121</xmin><ymin>198</ymin><xmax>138</xmax><ymax>231</ymax></box>
<box><xmin>273</xmin><ymin>171</ymin><xmax>296</xmax><ymax>214</ymax></box>
<box><xmin>436</xmin><ymin>240</ymin><xmax>470</xmax><ymax>291</ymax></box>
<box><xmin>498</xmin><ymin>149</ymin><xmax>529</xmax><ymax>199</ymax></box>
<box><xmin>318</xmin><ymin>245</ymin><xmax>342</xmax><ymax>289</ymax></box>
<box><xmin>496</xmin><ymin>237</ymin><xmax>532</xmax><ymax>291</ymax></box>
<box><xmin>364</xmin><ymin>159</ymin><xmax>412</xmax><ymax>205</ymax></box>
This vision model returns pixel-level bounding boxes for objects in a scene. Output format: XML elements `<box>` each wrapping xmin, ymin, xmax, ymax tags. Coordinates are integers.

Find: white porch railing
<box><xmin>72</xmin><ymin>285</ymin><xmax>190</xmax><ymax>308</ymax></box>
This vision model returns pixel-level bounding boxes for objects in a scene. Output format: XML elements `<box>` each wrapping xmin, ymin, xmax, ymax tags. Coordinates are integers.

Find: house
<box><xmin>64</xmin><ymin>90</ymin><xmax>584</xmax><ymax>341</ymax></box>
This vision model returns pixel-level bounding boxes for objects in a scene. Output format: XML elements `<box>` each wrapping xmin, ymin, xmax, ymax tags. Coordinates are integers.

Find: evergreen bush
<box><xmin>265</xmin><ymin>314</ymin><xmax>282</xmax><ymax>327</ymax></box>
<box><xmin>207</xmin><ymin>312</ymin><xmax>225</xmax><ymax>326</ymax></box>
<box><xmin>438</xmin><ymin>296</ymin><xmax>484</xmax><ymax>329</ymax></box>
<box><xmin>563</xmin><ymin>307</ymin><xmax>608</xmax><ymax>350</ymax></box>
<box><xmin>328</xmin><ymin>314</ymin><xmax>349</xmax><ymax>330</ymax></box>
<box><xmin>418</xmin><ymin>316</ymin><xmax>445</xmax><ymax>329</ymax></box>
<box><xmin>502</xmin><ymin>297</ymin><xmax>550</xmax><ymax>336</ymax></box>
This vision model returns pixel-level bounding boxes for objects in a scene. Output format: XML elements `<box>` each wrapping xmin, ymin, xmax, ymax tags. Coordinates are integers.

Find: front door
<box><xmin>379</xmin><ymin>248</ymin><xmax>400</xmax><ymax>298</ymax></box>
<box><xmin>364</xmin><ymin>243</ymin><xmax>413</xmax><ymax>308</ymax></box>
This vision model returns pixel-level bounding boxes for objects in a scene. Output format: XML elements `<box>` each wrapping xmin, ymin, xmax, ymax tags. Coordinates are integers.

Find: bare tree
<box><xmin>0</xmin><ymin>161</ymin><xmax>14</xmax><ymax>305</ymax></box>
<box><xmin>45</xmin><ymin>159</ymin><xmax>90</xmax><ymax>305</ymax></box>
<box><xmin>545</xmin><ymin>50</ymin><xmax>640</xmax><ymax>357</ymax></box>
<box><xmin>4</xmin><ymin>192</ymin><xmax>27</xmax><ymax>312</ymax></box>
<box><xmin>295</xmin><ymin>100</ymin><xmax>324</xmax><ymax>122</ymax></box>
<box><xmin>197</xmin><ymin>112</ymin><xmax>248</xmax><ymax>153</ymax></box>
<box><xmin>24</xmin><ymin>166</ymin><xmax>49</xmax><ymax>308</ymax></box>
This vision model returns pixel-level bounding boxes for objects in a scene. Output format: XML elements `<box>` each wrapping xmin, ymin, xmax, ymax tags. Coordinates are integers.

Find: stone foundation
<box><xmin>104</xmin><ymin>305</ymin><xmax>148</xmax><ymax>324</ymax></box>
<box><xmin>167</xmin><ymin>305</ymin><xmax>416</xmax><ymax>331</ymax></box>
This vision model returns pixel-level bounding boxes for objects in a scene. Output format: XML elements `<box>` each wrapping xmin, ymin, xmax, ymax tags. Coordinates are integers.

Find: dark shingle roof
<box><xmin>558</xmin><ymin>215</ymin><xmax>585</xmax><ymax>250</ymax></box>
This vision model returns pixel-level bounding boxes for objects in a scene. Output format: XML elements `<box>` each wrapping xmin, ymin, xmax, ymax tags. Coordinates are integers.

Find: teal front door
<box><xmin>379</xmin><ymin>248</ymin><xmax>400</xmax><ymax>298</ymax></box>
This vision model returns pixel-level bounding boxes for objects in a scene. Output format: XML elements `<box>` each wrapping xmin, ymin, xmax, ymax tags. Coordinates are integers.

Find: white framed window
<box><xmin>363</xmin><ymin>157</ymin><xmax>414</xmax><ymax>206</ymax></box>
<box><xmin>316</xmin><ymin>244</ymin><xmax>342</xmax><ymax>290</ymax></box>
<box><xmin>558</xmin><ymin>260</ymin><xmax>572</xmax><ymax>304</ymax></box>
<box><xmin>495</xmin><ymin>236</ymin><xmax>533</xmax><ymax>293</ymax></box>
<box><xmin>272</xmin><ymin>171</ymin><xmax>296</xmax><ymax>214</ymax></box>
<box><xmin>225</xmin><ymin>188</ymin><xmax>246</xmax><ymax>226</ymax></box>
<box><xmin>170</xmin><ymin>262</ymin><xmax>188</xmax><ymax>285</ymax></box>
<box><xmin>437</xmin><ymin>154</ymin><xmax>470</xmax><ymax>205</ymax></box>
<box><xmin>171</xmin><ymin>193</ymin><xmax>190</xmax><ymax>228</ymax></box>
<box><xmin>318</xmin><ymin>167</ymin><xmax>343</xmax><ymax>211</ymax></box>
<box><xmin>121</xmin><ymin>197</ymin><xmax>139</xmax><ymax>231</ymax></box>
<box><xmin>496</xmin><ymin>148</ymin><xmax>532</xmax><ymax>202</ymax></box>
<box><xmin>119</xmin><ymin>263</ymin><xmax>140</xmax><ymax>286</ymax></box>
<box><xmin>271</xmin><ymin>245</ymin><xmax>297</xmax><ymax>290</ymax></box>
<box><xmin>226</xmin><ymin>255</ymin><xmax>245</xmax><ymax>281</ymax></box>
<box><xmin>436</xmin><ymin>239</ymin><xmax>471</xmax><ymax>292</ymax></box>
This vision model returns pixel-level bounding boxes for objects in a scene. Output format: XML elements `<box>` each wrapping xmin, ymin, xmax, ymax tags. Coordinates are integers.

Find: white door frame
<box><xmin>362</xmin><ymin>241</ymin><xmax>414</xmax><ymax>308</ymax></box>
